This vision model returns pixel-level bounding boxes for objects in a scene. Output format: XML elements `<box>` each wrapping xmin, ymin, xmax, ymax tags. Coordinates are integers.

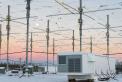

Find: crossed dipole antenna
<box><xmin>47</xmin><ymin>0</ymin><xmax>122</xmax><ymax>52</ymax></box>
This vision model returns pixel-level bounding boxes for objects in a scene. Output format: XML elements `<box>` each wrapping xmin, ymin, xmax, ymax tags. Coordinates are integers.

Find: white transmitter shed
<box><xmin>57</xmin><ymin>52</ymin><xmax>116</xmax><ymax>74</ymax></box>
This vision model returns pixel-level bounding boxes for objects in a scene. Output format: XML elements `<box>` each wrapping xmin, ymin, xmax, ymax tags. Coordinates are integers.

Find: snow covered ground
<box><xmin>0</xmin><ymin>73</ymin><xmax>122</xmax><ymax>82</ymax></box>
<box><xmin>0</xmin><ymin>73</ymin><xmax>67</xmax><ymax>82</ymax></box>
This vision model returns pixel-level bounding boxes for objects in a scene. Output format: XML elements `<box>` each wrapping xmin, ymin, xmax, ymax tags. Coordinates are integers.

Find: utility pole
<box><xmin>0</xmin><ymin>24</ymin><xmax>2</xmax><ymax>60</ymax></box>
<box><xmin>6</xmin><ymin>5</ymin><xmax>10</xmax><ymax>71</ymax></box>
<box><xmin>90</xmin><ymin>36</ymin><xmax>93</xmax><ymax>53</ymax></box>
<box><xmin>30</xmin><ymin>32</ymin><xmax>33</xmax><ymax>65</ymax></box>
<box><xmin>107</xmin><ymin>15</ymin><xmax>110</xmax><ymax>57</ymax></box>
<box><xmin>46</xmin><ymin>20</ymin><xmax>50</xmax><ymax>73</ymax></box>
<box><xmin>53</xmin><ymin>38</ymin><xmax>56</xmax><ymax>73</ymax></box>
<box><xmin>72</xmin><ymin>30</ymin><xmax>75</xmax><ymax>52</ymax></box>
<box><xmin>79</xmin><ymin>0</ymin><xmax>83</xmax><ymax>52</ymax></box>
<box><xmin>53</xmin><ymin>38</ymin><xmax>55</xmax><ymax>66</ymax></box>
<box><xmin>25</xmin><ymin>0</ymin><xmax>31</xmax><ymax>67</ymax></box>
<box><xmin>106</xmin><ymin>15</ymin><xmax>111</xmax><ymax>71</ymax></box>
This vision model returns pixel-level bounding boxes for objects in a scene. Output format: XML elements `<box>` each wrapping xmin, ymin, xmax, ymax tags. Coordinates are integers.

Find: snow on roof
<box><xmin>0</xmin><ymin>67</ymin><xmax>5</xmax><ymax>69</ymax></box>
<box><xmin>28</xmin><ymin>65</ymin><xmax>33</xmax><ymax>68</ymax></box>
<box><xmin>57</xmin><ymin>51</ymin><xmax>114</xmax><ymax>59</ymax></box>
<box><xmin>57</xmin><ymin>51</ymin><xmax>88</xmax><ymax>56</ymax></box>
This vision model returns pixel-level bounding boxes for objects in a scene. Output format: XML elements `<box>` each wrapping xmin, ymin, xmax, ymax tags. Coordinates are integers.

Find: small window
<box><xmin>59</xmin><ymin>56</ymin><xmax>66</xmax><ymax>64</ymax></box>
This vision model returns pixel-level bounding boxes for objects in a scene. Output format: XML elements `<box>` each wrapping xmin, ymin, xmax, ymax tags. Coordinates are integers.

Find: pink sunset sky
<box><xmin>0</xmin><ymin>0</ymin><xmax>122</xmax><ymax>63</ymax></box>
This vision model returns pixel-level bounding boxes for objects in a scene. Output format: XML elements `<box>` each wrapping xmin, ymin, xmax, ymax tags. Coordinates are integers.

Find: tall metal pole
<box><xmin>30</xmin><ymin>32</ymin><xmax>33</xmax><ymax>64</ymax></box>
<box><xmin>19</xmin><ymin>58</ymin><xmax>22</xmax><ymax>70</ymax></box>
<box><xmin>46</xmin><ymin>20</ymin><xmax>50</xmax><ymax>73</ymax></box>
<box><xmin>53</xmin><ymin>38</ymin><xmax>55</xmax><ymax>66</ymax></box>
<box><xmin>79</xmin><ymin>0</ymin><xmax>83</xmax><ymax>52</ymax></box>
<box><xmin>72</xmin><ymin>30</ymin><xmax>75</xmax><ymax>52</ymax></box>
<box><xmin>0</xmin><ymin>24</ymin><xmax>2</xmax><ymax>60</ymax></box>
<box><xmin>25</xmin><ymin>0</ymin><xmax>31</xmax><ymax>67</ymax></box>
<box><xmin>107</xmin><ymin>15</ymin><xmax>110</xmax><ymax>58</ymax></box>
<box><xmin>6</xmin><ymin>5</ymin><xmax>10</xmax><ymax>71</ymax></box>
<box><xmin>90</xmin><ymin>36</ymin><xmax>93</xmax><ymax>53</ymax></box>
<box><xmin>106</xmin><ymin>15</ymin><xmax>111</xmax><ymax>71</ymax></box>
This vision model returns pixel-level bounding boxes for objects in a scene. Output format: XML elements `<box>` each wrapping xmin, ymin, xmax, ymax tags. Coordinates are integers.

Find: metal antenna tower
<box><xmin>0</xmin><ymin>24</ymin><xmax>2</xmax><ymax>60</ymax></box>
<box><xmin>25</xmin><ymin>0</ymin><xmax>31</xmax><ymax>67</ymax></box>
<box><xmin>6</xmin><ymin>5</ymin><xmax>10</xmax><ymax>71</ymax></box>
<box><xmin>53</xmin><ymin>38</ymin><xmax>55</xmax><ymax>66</ymax></box>
<box><xmin>79</xmin><ymin>0</ymin><xmax>83</xmax><ymax>51</ymax></box>
<box><xmin>72</xmin><ymin>30</ymin><xmax>75</xmax><ymax>52</ymax></box>
<box><xmin>90</xmin><ymin>36</ymin><xmax>93</xmax><ymax>53</ymax></box>
<box><xmin>46</xmin><ymin>20</ymin><xmax>50</xmax><ymax>73</ymax></box>
<box><xmin>106</xmin><ymin>15</ymin><xmax>111</xmax><ymax>71</ymax></box>
<box><xmin>30</xmin><ymin>32</ymin><xmax>33</xmax><ymax>64</ymax></box>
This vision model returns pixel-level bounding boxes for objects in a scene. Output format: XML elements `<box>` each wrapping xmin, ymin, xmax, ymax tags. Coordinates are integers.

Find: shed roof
<box><xmin>57</xmin><ymin>51</ymin><xmax>114</xmax><ymax>59</ymax></box>
<box><xmin>58</xmin><ymin>51</ymin><xmax>93</xmax><ymax>56</ymax></box>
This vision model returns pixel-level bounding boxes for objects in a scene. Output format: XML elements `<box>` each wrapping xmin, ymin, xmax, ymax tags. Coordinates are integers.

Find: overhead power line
<box><xmin>47</xmin><ymin>8</ymin><xmax>122</xmax><ymax>17</ymax></box>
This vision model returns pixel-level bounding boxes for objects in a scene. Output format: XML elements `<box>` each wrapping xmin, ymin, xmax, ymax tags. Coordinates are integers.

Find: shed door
<box><xmin>68</xmin><ymin>58</ymin><xmax>81</xmax><ymax>72</ymax></box>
